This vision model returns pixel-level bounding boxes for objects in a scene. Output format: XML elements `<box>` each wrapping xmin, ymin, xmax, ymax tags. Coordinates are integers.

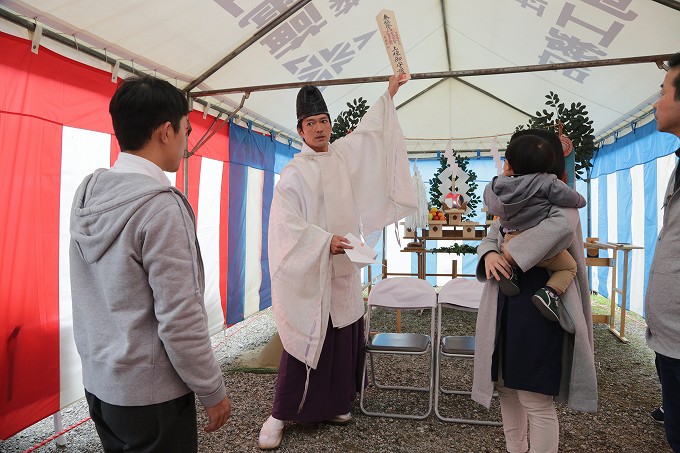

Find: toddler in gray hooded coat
<box><xmin>484</xmin><ymin>134</ymin><xmax>586</xmax><ymax>321</ymax></box>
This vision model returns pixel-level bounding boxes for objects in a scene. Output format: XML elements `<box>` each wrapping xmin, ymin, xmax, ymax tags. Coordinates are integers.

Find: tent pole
<box><xmin>183</xmin><ymin>150</ymin><xmax>189</xmax><ymax>197</ymax></box>
<box><xmin>651</xmin><ymin>0</ymin><xmax>680</xmax><ymax>12</ymax></box>
<box><xmin>190</xmin><ymin>53</ymin><xmax>675</xmax><ymax>98</ymax></box>
<box><xmin>183</xmin><ymin>92</ymin><xmax>190</xmax><ymax>197</ymax></box>
<box><xmin>398</xmin><ymin>75</ymin><xmax>532</xmax><ymax>118</ymax></box>
<box><xmin>187</xmin><ymin>93</ymin><xmax>249</xmax><ymax>158</ymax></box>
<box><xmin>0</xmin><ymin>7</ymin><xmax>303</xmax><ymax>150</ymax></box>
<box><xmin>439</xmin><ymin>0</ymin><xmax>452</xmax><ymax>72</ymax></box>
<box><xmin>53</xmin><ymin>412</ymin><xmax>67</xmax><ymax>446</ymax></box>
<box><xmin>586</xmin><ymin>168</ymin><xmax>592</xmax><ymax>239</ymax></box>
<box><xmin>182</xmin><ymin>92</ymin><xmax>248</xmax><ymax>197</ymax></box>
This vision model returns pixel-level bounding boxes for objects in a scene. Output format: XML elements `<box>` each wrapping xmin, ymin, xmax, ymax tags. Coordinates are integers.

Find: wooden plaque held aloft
<box><xmin>375</xmin><ymin>9</ymin><xmax>411</xmax><ymax>80</ymax></box>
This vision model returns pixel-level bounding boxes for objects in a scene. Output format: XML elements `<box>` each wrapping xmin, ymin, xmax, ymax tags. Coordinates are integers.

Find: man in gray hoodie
<box><xmin>69</xmin><ymin>76</ymin><xmax>231</xmax><ymax>452</ymax></box>
<box><xmin>645</xmin><ymin>51</ymin><xmax>680</xmax><ymax>453</ymax></box>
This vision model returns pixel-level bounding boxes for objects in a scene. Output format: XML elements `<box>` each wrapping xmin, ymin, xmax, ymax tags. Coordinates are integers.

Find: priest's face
<box><xmin>298</xmin><ymin>114</ymin><xmax>331</xmax><ymax>152</ymax></box>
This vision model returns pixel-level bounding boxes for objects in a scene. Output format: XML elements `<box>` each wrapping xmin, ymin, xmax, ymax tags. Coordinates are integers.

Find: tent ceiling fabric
<box><xmin>3</xmin><ymin>0</ymin><xmax>679</xmax><ymax>151</ymax></box>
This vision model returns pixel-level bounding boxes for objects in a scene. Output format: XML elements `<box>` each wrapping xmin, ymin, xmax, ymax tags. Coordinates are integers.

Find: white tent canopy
<box><xmin>2</xmin><ymin>0</ymin><xmax>679</xmax><ymax>152</ymax></box>
<box><xmin>2</xmin><ymin>0</ymin><xmax>680</xmax><ymax>442</ymax></box>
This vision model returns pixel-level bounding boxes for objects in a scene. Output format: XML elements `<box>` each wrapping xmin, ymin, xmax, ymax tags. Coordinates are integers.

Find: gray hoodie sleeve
<box><xmin>547</xmin><ymin>178</ymin><xmax>586</xmax><ymax>209</ymax></box>
<box><xmin>504</xmin><ymin>205</ymin><xmax>578</xmax><ymax>272</ymax></box>
<box><xmin>141</xmin><ymin>198</ymin><xmax>226</xmax><ymax>408</ymax></box>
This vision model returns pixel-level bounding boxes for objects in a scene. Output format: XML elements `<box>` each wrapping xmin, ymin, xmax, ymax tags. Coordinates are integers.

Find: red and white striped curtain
<box><xmin>0</xmin><ymin>31</ymin><xmax>238</xmax><ymax>439</ymax></box>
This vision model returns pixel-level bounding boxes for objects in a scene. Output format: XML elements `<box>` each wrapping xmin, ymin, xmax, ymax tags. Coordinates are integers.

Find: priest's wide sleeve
<box><xmin>334</xmin><ymin>91</ymin><xmax>416</xmax><ymax>244</ymax></box>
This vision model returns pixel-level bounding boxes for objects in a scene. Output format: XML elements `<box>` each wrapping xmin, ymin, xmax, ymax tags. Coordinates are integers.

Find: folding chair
<box><xmin>360</xmin><ymin>277</ymin><xmax>437</xmax><ymax>420</ymax></box>
<box><xmin>434</xmin><ymin>278</ymin><xmax>502</xmax><ymax>426</ymax></box>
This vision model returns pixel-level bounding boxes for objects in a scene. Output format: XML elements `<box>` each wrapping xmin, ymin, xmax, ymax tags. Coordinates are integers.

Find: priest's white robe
<box><xmin>268</xmin><ymin>91</ymin><xmax>416</xmax><ymax>369</ymax></box>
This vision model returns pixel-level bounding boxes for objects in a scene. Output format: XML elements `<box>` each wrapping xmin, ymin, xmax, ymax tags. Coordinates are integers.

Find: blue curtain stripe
<box><xmin>616</xmin><ymin>170</ymin><xmax>632</xmax><ymax>310</ymax></box>
<box><xmin>642</xmin><ymin>161</ymin><xmax>658</xmax><ymax>318</ymax></box>
<box><xmin>227</xmin><ymin>163</ymin><xmax>248</xmax><ymax>325</ymax></box>
<box><xmin>227</xmin><ymin>123</ymin><xmax>297</xmax><ymax>324</ymax></box>
<box><xmin>259</xmin><ymin>170</ymin><xmax>274</xmax><ymax>312</ymax></box>
<box><xmin>597</xmin><ymin>174</ymin><xmax>609</xmax><ymax>297</ymax></box>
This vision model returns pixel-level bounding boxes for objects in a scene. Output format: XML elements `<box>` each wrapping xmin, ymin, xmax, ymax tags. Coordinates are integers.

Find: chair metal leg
<box><xmin>434</xmin><ymin>347</ymin><xmax>502</xmax><ymax>426</ymax></box>
<box><xmin>360</xmin><ymin>349</ymin><xmax>434</xmax><ymax>420</ymax></box>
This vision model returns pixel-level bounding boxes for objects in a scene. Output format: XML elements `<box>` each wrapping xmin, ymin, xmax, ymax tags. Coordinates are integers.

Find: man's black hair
<box><xmin>109</xmin><ymin>75</ymin><xmax>189</xmax><ymax>151</ymax></box>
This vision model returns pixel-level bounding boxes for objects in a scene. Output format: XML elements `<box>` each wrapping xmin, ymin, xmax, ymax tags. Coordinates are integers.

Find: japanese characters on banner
<box><xmin>375</xmin><ymin>9</ymin><xmax>411</xmax><ymax>79</ymax></box>
<box><xmin>214</xmin><ymin>0</ymin><xmax>375</xmax><ymax>83</ymax></box>
<box><xmin>516</xmin><ymin>0</ymin><xmax>638</xmax><ymax>84</ymax></box>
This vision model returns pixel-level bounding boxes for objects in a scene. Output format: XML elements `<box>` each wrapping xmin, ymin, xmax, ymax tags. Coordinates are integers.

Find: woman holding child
<box><xmin>472</xmin><ymin>130</ymin><xmax>597</xmax><ymax>453</ymax></box>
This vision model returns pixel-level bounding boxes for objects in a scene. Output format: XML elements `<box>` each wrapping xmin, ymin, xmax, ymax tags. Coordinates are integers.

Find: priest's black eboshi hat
<box><xmin>296</xmin><ymin>85</ymin><xmax>329</xmax><ymax>125</ymax></box>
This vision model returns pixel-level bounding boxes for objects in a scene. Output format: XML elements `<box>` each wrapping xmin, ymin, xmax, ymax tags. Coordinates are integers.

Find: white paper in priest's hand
<box><xmin>343</xmin><ymin>233</ymin><xmax>378</xmax><ymax>266</ymax></box>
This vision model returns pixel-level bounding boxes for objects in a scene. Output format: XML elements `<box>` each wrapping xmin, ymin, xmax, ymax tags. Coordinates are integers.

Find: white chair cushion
<box><xmin>368</xmin><ymin>277</ymin><xmax>436</xmax><ymax>309</ymax></box>
<box><xmin>438</xmin><ymin>278</ymin><xmax>485</xmax><ymax>310</ymax></box>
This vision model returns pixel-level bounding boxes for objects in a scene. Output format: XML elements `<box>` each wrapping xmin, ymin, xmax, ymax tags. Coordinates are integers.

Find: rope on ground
<box><xmin>22</xmin><ymin>416</ymin><xmax>91</xmax><ymax>453</ymax></box>
<box><xmin>211</xmin><ymin>308</ymin><xmax>271</xmax><ymax>351</ymax></box>
<box><xmin>23</xmin><ymin>309</ymin><xmax>272</xmax><ymax>451</ymax></box>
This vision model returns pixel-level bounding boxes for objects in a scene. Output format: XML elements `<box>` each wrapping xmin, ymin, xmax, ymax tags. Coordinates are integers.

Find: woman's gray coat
<box><xmin>472</xmin><ymin>206</ymin><xmax>598</xmax><ymax>413</ymax></box>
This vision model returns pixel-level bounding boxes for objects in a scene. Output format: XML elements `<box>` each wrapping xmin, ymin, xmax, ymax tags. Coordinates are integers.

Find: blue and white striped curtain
<box><xmin>227</xmin><ymin>122</ymin><xmax>296</xmax><ymax>325</ymax></box>
<box><xmin>589</xmin><ymin>119</ymin><xmax>680</xmax><ymax>316</ymax></box>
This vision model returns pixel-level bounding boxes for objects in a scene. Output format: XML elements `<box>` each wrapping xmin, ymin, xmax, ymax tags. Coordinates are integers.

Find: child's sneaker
<box><xmin>532</xmin><ymin>287</ymin><xmax>560</xmax><ymax>322</ymax></box>
<box><xmin>498</xmin><ymin>268</ymin><xmax>520</xmax><ymax>296</ymax></box>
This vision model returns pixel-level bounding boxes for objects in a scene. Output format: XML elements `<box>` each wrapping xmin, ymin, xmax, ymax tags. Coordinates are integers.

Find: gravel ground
<box><xmin>0</xmin><ymin>298</ymin><xmax>672</xmax><ymax>453</ymax></box>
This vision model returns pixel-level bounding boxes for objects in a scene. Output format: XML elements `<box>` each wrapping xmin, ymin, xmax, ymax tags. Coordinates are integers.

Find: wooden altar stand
<box><xmin>584</xmin><ymin>238</ymin><xmax>643</xmax><ymax>343</ymax></box>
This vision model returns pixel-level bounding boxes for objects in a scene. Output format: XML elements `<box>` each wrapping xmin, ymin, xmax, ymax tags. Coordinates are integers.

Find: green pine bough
<box><xmin>429</xmin><ymin>244</ymin><xmax>478</xmax><ymax>255</ymax></box>
<box><xmin>330</xmin><ymin>97</ymin><xmax>369</xmax><ymax>143</ymax></box>
<box><xmin>515</xmin><ymin>91</ymin><xmax>595</xmax><ymax>181</ymax></box>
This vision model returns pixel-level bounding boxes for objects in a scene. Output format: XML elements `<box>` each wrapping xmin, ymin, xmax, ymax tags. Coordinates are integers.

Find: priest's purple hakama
<box><xmin>272</xmin><ymin>319</ymin><xmax>364</xmax><ymax>422</ymax></box>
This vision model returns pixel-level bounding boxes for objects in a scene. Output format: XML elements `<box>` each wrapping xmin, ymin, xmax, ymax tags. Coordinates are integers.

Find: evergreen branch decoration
<box><xmin>516</xmin><ymin>91</ymin><xmax>595</xmax><ymax>180</ymax></box>
<box><xmin>330</xmin><ymin>97</ymin><xmax>369</xmax><ymax>143</ymax></box>
<box><xmin>430</xmin><ymin>244</ymin><xmax>478</xmax><ymax>255</ymax></box>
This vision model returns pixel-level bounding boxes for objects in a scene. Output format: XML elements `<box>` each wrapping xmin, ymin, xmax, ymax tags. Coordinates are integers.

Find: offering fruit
<box><xmin>429</xmin><ymin>207</ymin><xmax>445</xmax><ymax>221</ymax></box>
